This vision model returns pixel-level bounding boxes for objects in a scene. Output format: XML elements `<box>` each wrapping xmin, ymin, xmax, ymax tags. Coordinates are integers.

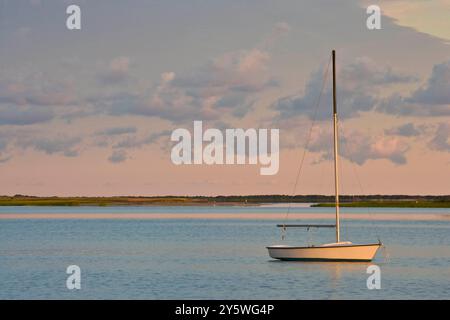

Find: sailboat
<box><xmin>267</xmin><ymin>50</ymin><xmax>382</xmax><ymax>262</ymax></box>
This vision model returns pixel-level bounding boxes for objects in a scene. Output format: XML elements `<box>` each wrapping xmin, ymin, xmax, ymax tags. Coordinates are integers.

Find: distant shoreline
<box><xmin>0</xmin><ymin>195</ymin><xmax>449</xmax><ymax>208</ymax></box>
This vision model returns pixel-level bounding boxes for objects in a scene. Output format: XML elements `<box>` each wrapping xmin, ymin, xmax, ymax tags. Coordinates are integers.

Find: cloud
<box><xmin>112</xmin><ymin>130</ymin><xmax>172</xmax><ymax>149</ymax></box>
<box><xmin>94</xmin><ymin>24</ymin><xmax>283</xmax><ymax>124</ymax></box>
<box><xmin>147</xmin><ymin>129</ymin><xmax>173</xmax><ymax>144</ymax></box>
<box><xmin>0</xmin><ymin>106</ymin><xmax>54</xmax><ymax>125</ymax></box>
<box><xmin>97</xmin><ymin>57</ymin><xmax>131</xmax><ymax>85</ymax></box>
<box><xmin>0</xmin><ymin>138</ymin><xmax>7</xmax><ymax>151</ymax></box>
<box><xmin>367</xmin><ymin>136</ymin><xmax>409</xmax><ymax>165</ymax></box>
<box><xmin>273</xmin><ymin>57</ymin><xmax>414</xmax><ymax>121</ymax></box>
<box><xmin>409</xmin><ymin>60</ymin><xmax>450</xmax><ymax>105</ymax></box>
<box><xmin>0</xmin><ymin>80</ymin><xmax>76</xmax><ymax>107</ymax></box>
<box><xmin>33</xmin><ymin>23</ymin><xmax>285</xmax><ymax>125</ymax></box>
<box><xmin>94</xmin><ymin>77</ymin><xmax>198</xmax><ymax>122</ymax></box>
<box><xmin>340</xmin><ymin>57</ymin><xmax>416</xmax><ymax>87</ymax></box>
<box><xmin>60</xmin><ymin>106</ymin><xmax>99</xmax><ymax>123</ymax></box>
<box><xmin>0</xmin><ymin>136</ymin><xmax>10</xmax><ymax>163</ymax></box>
<box><xmin>385</xmin><ymin>123</ymin><xmax>422</xmax><ymax>137</ymax></box>
<box><xmin>95</xmin><ymin>126</ymin><xmax>137</xmax><ymax>136</ymax></box>
<box><xmin>378</xmin><ymin>60</ymin><xmax>450</xmax><ymax>116</ymax></box>
<box><xmin>0</xmin><ymin>155</ymin><xmax>12</xmax><ymax>163</ymax></box>
<box><xmin>113</xmin><ymin>136</ymin><xmax>148</xmax><ymax>149</ymax></box>
<box><xmin>430</xmin><ymin>122</ymin><xmax>450</xmax><ymax>152</ymax></box>
<box><xmin>174</xmin><ymin>48</ymin><xmax>273</xmax><ymax>92</ymax></box>
<box><xmin>273</xmin><ymin>68</ymin><xmax>375</xmax><ymax>120</ymax></box>
<box><xmin>94</xmin><ymin>129</ymin><xmax>172</xmax><ymax>163</ymax></box>
<box><xmin>108</xmin><ymin>149</ymin><xmax>128</xmax><ymax>163</ymax></box>
<box><xmin>306</xmin><ymin>126</ymin><xmax>409</xmax><ymax>165</ymax></box>
<box><xmin>63</xmin><ymin>149</ymin><xmax>79</xmax><ymax>157</ymax></box>
<box><xmin>18</xmin><ymin>135</ymin><xmax>81</xmax><ymax>157</ymax></box>
<box><xmin>149</xmin><ymin>48</ymin><xmax>275</xmax><ymax>121</ymax></box>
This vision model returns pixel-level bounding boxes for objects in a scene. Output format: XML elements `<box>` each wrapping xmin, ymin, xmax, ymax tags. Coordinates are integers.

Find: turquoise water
<box><xmin>0</xmin><ymin>205</ymin><xmax>449</xmax><ymax>299</ymax></box>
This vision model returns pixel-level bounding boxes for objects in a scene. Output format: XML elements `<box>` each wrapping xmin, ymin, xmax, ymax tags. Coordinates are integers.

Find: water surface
<box><xmin>1</xmin><ymin>205</ymin><xmax>449</xmax><ymax>299</ymax></box>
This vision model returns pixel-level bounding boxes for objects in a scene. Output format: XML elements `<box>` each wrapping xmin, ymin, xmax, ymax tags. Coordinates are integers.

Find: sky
<box><xmin>0</xmin><ymin>0</ymin><xmax>449</xmax><ymax>196</ymax></box>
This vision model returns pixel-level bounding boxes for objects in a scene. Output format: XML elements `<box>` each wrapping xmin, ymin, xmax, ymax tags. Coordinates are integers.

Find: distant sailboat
<box><xmin>267</xmin><ymin>50</ymin><xmax>382</xmax><ymax>262</ymax></box>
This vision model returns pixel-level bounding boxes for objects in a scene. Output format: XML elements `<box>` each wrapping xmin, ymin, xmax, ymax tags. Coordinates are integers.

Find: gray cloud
<box><xmin>0</xmin><ymin>106</ymin><xmax>54</xmax><ymax>125</ymax></box>
<box><xmin>430</xmin><ymin>122</ymin><xmax>450</xmax><ymax>152</ymax></box>
<box><xmin>410</xmin><ymin>61</ymin><xmax>450</xmax><ymax>106</ymax></box>
<box><xmin>102</xmin><ymin>90</ymin><xmax>209</xmax><ymax>123</ymax></box>
<box><xmin>113</xmin><ymin>136</ymin><xmax>146</xmax><ymax>149</ymax></box>
<box><xmin>63</xmin><ymin>149</ymin><xmax>79</xmax><ymax>157</ymax></box>
<box><xmin>95</xmin><ymin>46</ymin><xmax>277</xmax><ymax>123</ymax></box>
<box><xmin>100</xmin><ymin>129</ymin><xmax>172</xmax><ymax>163</ymax></box>
<box><xmin>112</xmin><ymin>130</ymin><xmax>172</xmax><ymax>149</ymax></box>
<box><xmin>93</xmin><ymin>139</ymin><xmax>109</xmax><ymax>148</ymax></box>
<box><xmin>274</xmin><ymin>69</ymin><xmax>375</xmax><ymax>120</ymax></box>
<box><xmin>95</xmin><ymin>126</ymin><xmax>137</xmax><ymax>136</ymax></box>
<box><xmin>385</xmin><ymin>123</ymin><xmax>422</xmax><ymax>137</ymax></box>
<box><xmin>19</xmin><ymin>136</ymin><xmax>81</xmax><ymax>156</ymax></box>
<box><xmin>0</xmin><ymin>136</ymin><xmax>11</xmax><ymax>163</ymax></box>
<box><xmin>108</xmin><ymin>149</ymin><xmax>128</xmax><ymax>163</ymax></box>
<box><xmin>340</xmin><ymin>57</ymin><xmax>416</xmax><ymax>86</ymax></box>
<box><xmin>273</xmin><ymin>57</ymin><xmax>414</xmax><ymax>121</ymax></box>
<box><xmin>0</xmin><ymin>131</ymin><xmax>11</xmax><ymax>163</ymax></box>
<box><xmin>0</xmin><ymin>80</ymin><xmax>76</xmax><ymax>107</ymax></box>
<box><xmin>378</xmin><ymin>60</ymin><xmax>450</xmax><ymax>116</ymax></box>
<box><xmin>0</xmin><ymin>139</ymin><xmax>7</xmax><ymax>151</ymax></box>
<box><xmin>147</xmin><ymin>129</ymin><xmax>173</xmax><ymax>144</ymax></box>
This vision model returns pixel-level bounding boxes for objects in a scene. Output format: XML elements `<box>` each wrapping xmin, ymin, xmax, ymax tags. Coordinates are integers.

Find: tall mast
<box><xmin>332</xmin><ymin>50</ymin><xmax>340</xmax><ymax>243</ymax></box>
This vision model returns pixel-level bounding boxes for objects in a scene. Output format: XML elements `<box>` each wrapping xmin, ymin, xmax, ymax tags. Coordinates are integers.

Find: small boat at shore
<box><xmin>267</xmin><ymin>50</ymin><xmax>382</xmax><ymax>262</ymax></box>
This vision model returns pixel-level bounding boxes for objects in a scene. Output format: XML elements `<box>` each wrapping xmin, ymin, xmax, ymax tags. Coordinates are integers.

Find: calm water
<box><xmin>0</xmin><ymin>205</ymin><xmax>449</xmax><ymax>299</ymax></box>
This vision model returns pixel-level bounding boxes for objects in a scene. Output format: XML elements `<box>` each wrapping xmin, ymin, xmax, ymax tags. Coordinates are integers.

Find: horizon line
<box><xmin>2</xmin><ymin>194</ymin><xmax>449</xmax><ymax>198</ymax></box>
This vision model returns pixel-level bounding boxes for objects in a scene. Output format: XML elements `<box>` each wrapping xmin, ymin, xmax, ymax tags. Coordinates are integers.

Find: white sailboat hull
<box><xmin>267</xmin><ymin>243</ymin><xmax>381</xmax><ymax>262</ymax></box>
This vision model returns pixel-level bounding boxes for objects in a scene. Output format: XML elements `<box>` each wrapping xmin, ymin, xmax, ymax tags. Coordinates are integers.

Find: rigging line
<box><xmin>339</xmin><ymin>123</ymin><xmax>381</xmax><ymax>241</ymax></box>
<box><xmin>338</xmin><ymin>146</ymin><xmax>348</xmax><ymax>240</ymax></box>
<box><xmin>281</xmin><ymin>54</ymin><xmax>332</xmax><ymax>238</ymax></box>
